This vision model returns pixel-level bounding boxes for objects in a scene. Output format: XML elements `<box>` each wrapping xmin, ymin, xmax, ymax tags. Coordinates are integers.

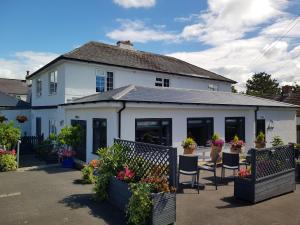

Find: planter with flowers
<box><xmin>59</xmin><ymin>149</ymin><xmax>76</xmax><ymax>168</ymax></box>
<box><xmin>94</xmin><ymin>143</ymin><xmax>176</xmax><ymax>225</ymax></box>
<box><xmin>209</xmin><ymin>133</ymin><xmax>224</xmax><ymax>163</ymax></box>
<box><xmin>16</xmin><ymin>115</ymin><xmax>28</xmax><ymax>123</ymax></box>
<box><xmin>230</xmin><ymin>135</ymin><xmax>245</xmax><ymax>153</ymax></box>
<box><xmin>182</xmin><ymin>137</ymin><xmax>196</xmax><ymax>154</ymax></box>
<box><xmin>255</xmin><ymin>132</ymin><xmax>266</xmax><ymax>149</ymax></box>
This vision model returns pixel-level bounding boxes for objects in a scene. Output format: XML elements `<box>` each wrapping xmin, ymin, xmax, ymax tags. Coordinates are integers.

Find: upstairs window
<box><xmin>36</xmin><ymin>79</ymin><xmax>42</xmax><ymax>97</ymax></box>
<box><xmin>106</xmin><ymin>72</ymin><xmax>114</xmax><ymax>91</ymax></box>
<box><xmin>155</xmin><ymin>77</ymin><xmax>170</xmax><ymax>87</ymax></box>
<box><xmin>49</xmin><ymin>71</ymin><xmax>58</xmax><ymax>95</ymax></box>
<box><xmin>96</xmin><ymin>70</ymin><xmax>105</xmax><ymax>92</ymax></box>
<box><xmin>208</xmin><ymin>84</ymin><xmax>218</xmax><ymax>91</ymax></box>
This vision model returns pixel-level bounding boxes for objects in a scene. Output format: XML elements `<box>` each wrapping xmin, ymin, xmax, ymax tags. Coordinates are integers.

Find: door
<box><xmin>256</xmin><ymin>119</ymin><xmax>266</xmax><ymax>137</ymax></box>
<box><xmin>297</xmin><ymin>125</ymin><xmax>300</xmax><ymax>144</ymax></box>
<box><xmin>71</xmin><ymin>119</ymin><xmax>87</xmax><ymax>162</ymax></box>
<box><xmin>36</xmin><ymin>117</ymin><xmax>41</xmax><ymax>136</ymax></box>
<box><xmin>93</xmin><ymin>119</ymin><xmax>107</xmax><ymax>154</ymax></box>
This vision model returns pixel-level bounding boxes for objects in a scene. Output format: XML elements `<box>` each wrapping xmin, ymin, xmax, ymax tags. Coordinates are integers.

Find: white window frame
<box><xmin>155</xmin><ymin>77</ymin><xmax>170</xmax><ymax>87</ymax></box>
<box><xmin>49</xmin><ymin>70</ymin><xmax>58</xmax><ymax>95</ymax></box>
<box><xmin>49</xmin><ymin>119</ymin><xmax>57</xmax><ymax>135</ymax></box>
<box><xmin>36</xmin><ymin>79</ymin><xmax>42</xmax><ymax>97</ymax></box>
<box><xmin>95</xmin><ymin>69</ymin><xmax>114</xmax><ymax>92</ymax></box>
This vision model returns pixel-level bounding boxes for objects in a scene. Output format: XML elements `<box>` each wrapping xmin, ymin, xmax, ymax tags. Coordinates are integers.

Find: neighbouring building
<box><xmin>0</xmin><ymin>77</ymin><xmax>31</xmax><ymax>102</ymax></box>
<box><xmin>1</xmin><ymin>41</ymin><xmax>298</xmax><ymax>162</ymax></box>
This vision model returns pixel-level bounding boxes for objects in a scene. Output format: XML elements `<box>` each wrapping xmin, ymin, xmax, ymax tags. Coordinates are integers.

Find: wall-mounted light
<box><xmin>267</xmin><ymin>120</ymin><xmax>274</xmax><ymax>130</ymax></box>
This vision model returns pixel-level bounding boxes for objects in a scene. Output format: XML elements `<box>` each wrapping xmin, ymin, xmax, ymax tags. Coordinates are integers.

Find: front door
<box><xmin>36</xmin><ymin>117</ymin><xmax>41</xmax><ymax>136</ymax></box>
<box><xmin>71</xmin><ymin>119</ymin><xmax>87</xmax><ymax>162</ymax></box>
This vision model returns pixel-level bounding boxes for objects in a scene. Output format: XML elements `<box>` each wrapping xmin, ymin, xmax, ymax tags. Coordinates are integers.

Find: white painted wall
<box><xmin>31</xmin><ymin>62</ymin><xmax>65</xmax><ymax>106</ymax></box>
<box><xmin>63</xmin><ymin>61</ymin><xmax>232</xmax><ymax>102</ymax></box>
<box><xmin>258</xmin><ymin>108</ymin><xmax>297</xmax><ymax>146</ymax></box>
<box><xmin>0</xmin><ymin>109</ymin><xmax>31</xmax><ymax>135</ymax></box>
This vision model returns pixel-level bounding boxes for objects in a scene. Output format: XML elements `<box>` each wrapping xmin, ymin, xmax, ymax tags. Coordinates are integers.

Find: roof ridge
<box><xmin>112</xmin><ymin>85</ymin><xmax>135</xmax><ymax>100</ymax></box>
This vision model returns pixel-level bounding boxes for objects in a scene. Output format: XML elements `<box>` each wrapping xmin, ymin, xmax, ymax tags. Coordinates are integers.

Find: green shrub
<box><xmin>271</xmin><ymin>136</ymin><xmax>284</xmax><ymax>147</ymax></box>
<box><xmin>126</xmin><ymin>182</ymin><xmax>152</xmax><ymax>225</ymax></box>
<box><xmin>0</xmin><ymin>121</ymin><xmax>21</xmax><ymax>150</ymax></box>
<box><xmin>0</xmin><ymin>154</ymin><xmax>17</xmax><ymax>172</ymax></box>
<box><xmin>256</xmin><ymin>132</ymin><xmax>265</xmax><ymax>143</ymax></box>
<box><xmin>94</xmin><ymin>172</ymin><xmax>112</xmax><ymax>200</ymax></box>
<box><xmin>81</xmin><ymin>165</ymin><xmax>95</xmax><ymax>184</ymax></box>
<box><xmin>212</xmin><ymin>133</ymin><xmax>221</xmax><ymax>141</ymax></box>
<box><xmin>57</xmin><ymin>125</ymin><xmax>81</xmax><ymax>148</ymax></box>
<box><xmin>181</xmin><ymin>137</ymin><xmax>196</xmax><ymax>148</ymax></box>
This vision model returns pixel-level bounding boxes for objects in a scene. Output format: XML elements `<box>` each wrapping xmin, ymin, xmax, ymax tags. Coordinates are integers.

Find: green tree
<box><xmin>231</xmin><ymin>85</ymin><xmax>238</xmax><ymax>93</ymax></box>
<box><xmin>246</xmin><ymin>72</ymin><xmax>280</xmax><ymax>97</ymax></box>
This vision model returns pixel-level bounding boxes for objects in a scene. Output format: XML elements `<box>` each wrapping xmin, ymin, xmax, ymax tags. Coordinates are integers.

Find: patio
<box><xmin>0</xmin><ymin>166</ymin><xmax>299</xmax><ymax>225</ymax></box>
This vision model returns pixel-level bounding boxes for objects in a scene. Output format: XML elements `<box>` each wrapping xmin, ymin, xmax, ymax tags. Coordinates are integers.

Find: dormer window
<box><xmin>49</xmin><ymin>71</ymin><xmax>58</xmax><ymax>95</ymax></box>
<box><xmin>155</xmin><ymin>77</ymin><xmax>169</xmax><ymax>87</ymax></box>
<box><xmin>36</xmin><ymin>79</ymin><xmax>42</xmax><ymax>97</ymax></box>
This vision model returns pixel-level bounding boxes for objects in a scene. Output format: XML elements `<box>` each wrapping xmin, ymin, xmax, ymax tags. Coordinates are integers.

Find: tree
<box><xmin>246</xmin><ymin>72</ymin><xmax>280</xmax><ymax>97</ymax></box>
<box><xmin>231</xmin><ymin>85</ymin><xmax>237</xmax><ymax>93</ymax></box>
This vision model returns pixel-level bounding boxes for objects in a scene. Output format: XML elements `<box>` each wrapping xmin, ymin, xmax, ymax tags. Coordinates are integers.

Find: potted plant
<box><xmin>209</xmin><ymin>133</ymin><xmax>224</xmax><ymax>162</ymax></box>
<box><xmin>230</xmin><ymin>135</ymin><xmax>245</xmax><ymax>153</ymax></box>
<box><xmin>16</xmin><ymin>115</ymin><xmax>28</xmax><ymax>123</ymax></box>
<box><xmin>271</xmin><ymin>136</ymin><xmax>284</xmax><ymax>147</ymax></box>
<box><xmin>58</xmin><ymin>148</ymin><xmax>76</xmax><ymax>168</ymax></box>
<box><xmin>0</xmin><ymin>115</ymin><xmax>7</xmax><ymax>123</ymax></box>
<box><xmin>181</xmin><ymin>137</ymin><xmax>196</xmax><ymax>154</ymax></box>
<box><xmin>255</xmin><ymin>132</ymin><xmax>266</xmax><ymax>149</ymax></box>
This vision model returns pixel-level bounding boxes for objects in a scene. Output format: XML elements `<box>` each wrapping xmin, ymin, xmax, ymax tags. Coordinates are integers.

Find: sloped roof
<box><xmin>27</xmin><ymin>41</ymin><xmax>235</xmax><ymax>83</ymax></box>
<box><xmin>0</xmin><ymin>91</ymin><xmax>30</xmax><ymax>109</ymax></box>
<box><xmin>0</xmin><ymin>78</ymin><xmax>30</xmax><ymax>95</ymax></box>
<box><xmin>275</xmin><ymin>90</ymin><xmax>300</xmax><ymax>116</ymax></box>
<box><xmin>66</xmin><ymin>85</ymin><xmax>298</xmax><ymax>108</ymax></box>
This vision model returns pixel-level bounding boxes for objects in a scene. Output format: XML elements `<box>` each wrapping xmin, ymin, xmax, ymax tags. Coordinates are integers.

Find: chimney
<box><xmin>281</xmin><ymin>85</ymin><xmax>294</xmax><ymax>97</ymax></box>
<box><xmin>26</xmin><ymin>70</ymin><xmax>30</xmax><ymax>77</ymax></box>
<box><xmin>116</xmin><ymin>40</ymin><xmax>134</xmax><ymax>50</ymax></box>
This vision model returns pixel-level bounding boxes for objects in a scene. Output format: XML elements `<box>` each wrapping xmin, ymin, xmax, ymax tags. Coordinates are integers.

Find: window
<box><xmin>36</xmin><ymin>79</ymin><xmax>42</xmax><ymax>97</ymax></box>
<box><xmin>135</xmin><ymin>118</ymin><xmax>172</xmax><ymax>146</ymax></box>
<box><xmin>106</xmin><ymin>72</ymin><xmax>114</xmax><ymax>91</ymax></box>
<box><xmin>155</xmin><ymin>77</ymin><xmax>170</xmax><ymax>87</ymax></box>
<box><xmin>187</xmin><ymin>118</ymin><xmax>214</xmax><ymax>146</ymax></box>
<box><xmin>96</xmin><ymin>70</ymin><xmax>105</xmax><ymax>92</ymax></box>
<box><xmin>208</xmin><ymin>84</ymin><xmax>218</xmax><ymax>91</ymax></box>
<box><xmin>256</xmin><ymin>119</ymin><xmax>265</xmax><ymax>137</ymax></box>
<box><xmin>93</xmin><ymin>119</ymin><xmax>107</xmax><ymax>154</ymax></box>
<box><xmin>225</xmin><ymin>117</ymin><xmax>245</xmax><ymax>142</ymax></box>
<box><xmin>49</xmin><ymin>71</ymin><xmax>58</xmax><ymax>95</ymax></box>
<box><xmin>49</xmin><ymin>120</ymin><xmax>57</xmax><ymax>135</ymax></box>
<box><xmin>36</xmin><ymin>117</ymin><xmax>42</xmax><ymax>136</ymax></box>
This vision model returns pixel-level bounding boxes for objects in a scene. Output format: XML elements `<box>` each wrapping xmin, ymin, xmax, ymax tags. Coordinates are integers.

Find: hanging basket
<box><xmin>16</xmin><ymin>115</ymin><xmax>28</xmax><ymax>123</ymax></box>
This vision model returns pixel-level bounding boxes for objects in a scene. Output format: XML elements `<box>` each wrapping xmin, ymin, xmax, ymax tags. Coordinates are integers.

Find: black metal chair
<box><xmin>178</xmin><ymin>155</ymin><xmax>200</xmax><ymax>194</ymax></box>
<box><xmin>221</xmin><ymin>152</ymin><xmax>240</xmax><ymax>181</ymax></box>
<box><xmin>198</xmin><ymin>154</ymin><xmax>219</xmax><ymax>190</ymax></box>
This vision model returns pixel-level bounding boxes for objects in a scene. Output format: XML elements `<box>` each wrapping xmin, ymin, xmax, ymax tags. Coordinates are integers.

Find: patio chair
<box><xmin>221</xmin><ymin>152</ymin><xmax>240</xmax><ymax>182</ymax></box>
<box><xmin>178</xmin><ymin>155</ymin><xmax>200</xmax><ymax>194</ymax></box>
<box><xmin>198</xmin><ymin>154</ymin><xmax>218</xmax><ymax>190</ymax></box>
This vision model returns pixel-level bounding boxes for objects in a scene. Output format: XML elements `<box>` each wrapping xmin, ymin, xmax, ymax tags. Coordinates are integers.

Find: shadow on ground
<box><xmin>59</xmin><ymin>194</ymin><xmax>126</xmax><ymax>225</ymax></box>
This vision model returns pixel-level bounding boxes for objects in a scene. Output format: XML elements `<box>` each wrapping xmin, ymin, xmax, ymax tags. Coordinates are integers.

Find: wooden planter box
<box><xmin>108</xmin><ymin>177</ymin><xmax>176</xmax><ymax>225</ymax></box>
<box><xmin>234</xmin><ymin>170</ymin><xmax>296</xmax><ymax>203</ymax></box>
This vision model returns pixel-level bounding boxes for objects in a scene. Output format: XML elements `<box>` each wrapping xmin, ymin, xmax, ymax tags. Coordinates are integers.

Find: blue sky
<box><xmin>1</xmin><ymin>0</ymin><xmax>300</xmax><ymax>90</ymax></box>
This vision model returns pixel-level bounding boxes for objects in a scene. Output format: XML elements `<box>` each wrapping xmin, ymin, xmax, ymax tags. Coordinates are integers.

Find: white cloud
<box><xmin>0</xmin><ymin>51</ymin><xmax>58</xmax><ymax>79</ymax></box>
<box><xmin>179</xmin><ymin>0</ymin><xmax>288</xmax><ymax>45</ymax></box>
<box><xmin>106</xmin><ymin>19</ymin><xmax>177</xmax><ymax>43</ymax></box>
<box><xmin>113</xmin><ymin>0</ymin><xmax>155</xmax><ymax>8</ymax></box>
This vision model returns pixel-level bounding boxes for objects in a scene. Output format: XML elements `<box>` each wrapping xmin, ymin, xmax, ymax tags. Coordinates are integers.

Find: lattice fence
<box><xmin>114</xmin><ymin>139</ymin><xmax>177</xmax><ymax>187</ymax></box>
<box><xmin>251</xmin><ymin>144</ymin><xmax>295</xmax><ymax>181</ymax></box>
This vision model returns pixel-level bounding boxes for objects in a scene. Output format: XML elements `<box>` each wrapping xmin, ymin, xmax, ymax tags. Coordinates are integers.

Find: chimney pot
<box><xmin>116</xmin><ymin>40</ymin><xmax>134</xmax><ymax>50</ymax></box>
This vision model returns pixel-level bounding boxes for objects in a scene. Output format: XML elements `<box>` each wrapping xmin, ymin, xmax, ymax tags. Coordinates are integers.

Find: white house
<box><xmin>5</xmin><ymin>40</ymin><xmax>296</xmax><ymax>163</ymax></box>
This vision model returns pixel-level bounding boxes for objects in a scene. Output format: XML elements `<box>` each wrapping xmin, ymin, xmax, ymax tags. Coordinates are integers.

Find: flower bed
<box><xmin>234</xmin><ymin>145</ymin><xmax>296</xmax><ymax>203</ymax></box>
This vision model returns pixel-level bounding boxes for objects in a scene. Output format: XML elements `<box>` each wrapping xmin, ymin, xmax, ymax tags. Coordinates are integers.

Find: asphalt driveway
<box><xmin>0</xmin><ymin>166</ymin><xmax>299</xmax><ymax>225</ymax></box>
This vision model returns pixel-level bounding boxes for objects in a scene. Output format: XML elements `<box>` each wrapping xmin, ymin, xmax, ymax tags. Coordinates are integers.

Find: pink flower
<box><xmin>116</xmin><ymin>166</ymin><xmax>135</xmax><ymax>182</ymax></box>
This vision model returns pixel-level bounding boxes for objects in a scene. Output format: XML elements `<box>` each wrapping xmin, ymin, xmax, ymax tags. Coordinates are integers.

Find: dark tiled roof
<box><xmin>0</xmin><ymin>78</ymin><xmax>30</xmax><ymax>95</ymax></box>
<box><xmin>67</xmin><ymin>85</ymin><xmax>298</xmax><ymax>108</ymax></box>
<box><xmin>27</xmin><ymin>41</ymin><xmax>236</xmax><ymax>83</ymax></box>
<box><xmin>274</xmin><ymin>90</ymin><xmax>300</xmax><ymax>116</ymax></box>
<box><xmin>0</xmin><ymin>91</ymin><xmax>30</xmax><ymax>109</ymax></box>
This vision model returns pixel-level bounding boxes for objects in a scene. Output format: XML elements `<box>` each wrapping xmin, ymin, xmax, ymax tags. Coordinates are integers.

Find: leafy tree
<box><xmin>246</xmin><ymin>72</ymin><xmax>280</xmax><ymax>97</ymax></box>
<box><xmin>231</xmin><ymin>85</ymin><xmax>238</xmax><ymax>93</ymax></box>
<box><xmin>0</xmin><ymin>121</ymin><xmax>21</xmax><ymax>150</ymax></box>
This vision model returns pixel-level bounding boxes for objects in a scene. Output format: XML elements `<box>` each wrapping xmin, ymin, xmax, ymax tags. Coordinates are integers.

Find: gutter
<box><xmin>117</xmin><ymin>101</ymin><xmax>126</xmax><ymax>138</ymax></box>
<box><xmin>254</xmin><ymin>106</ymin><xmax>259</xmax><ymax>136</ymax></box>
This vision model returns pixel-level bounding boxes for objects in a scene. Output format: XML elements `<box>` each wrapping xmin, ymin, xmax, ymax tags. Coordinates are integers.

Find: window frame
<box><xmin>48</xmin><ymin>119</ymin><xmax>57</xmax><ymax>136</ymax></box>
<box><xmin>225</xmin><ymin>117</ymin><xmax>245</xmax><ymax>143</ymax></box>
<box><xmin>106</xmin><ymin>71</ymin><xmax>114</xmax><ymax>91</ymax></box>
<box><xmin>49</xmin><ymin>70</ymin><xmax>58</xmax><ymax>95</ymax></box>
<box><xmin>135</xmin><ymin>118</ymin><xmax>172</xmax><ymax>146</ymax></box>
<box><xmin>155</xmin><ymin>77</ymin><xmax>170</xmax><ymax>87</ymax></box>
<box><xmin>36</xmin><ymin>79</ymin><xmax>42</xmax><ymax>97</ymax></box>
<box><xmin>187</xmin><ymin>117</ymin><xmax>214</xmax><ymax>147</ymax></box>
<box><xmin>92</xmin><ymin>118</ymin><xmax>107</xmax><ymax>154</ymax></box>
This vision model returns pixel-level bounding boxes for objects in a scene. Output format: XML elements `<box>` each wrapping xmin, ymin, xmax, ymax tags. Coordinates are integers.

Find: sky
<box><xmin>1</xmin><ymin>0</ymin><xmax>300</xmax><ymax>90</ymax></box>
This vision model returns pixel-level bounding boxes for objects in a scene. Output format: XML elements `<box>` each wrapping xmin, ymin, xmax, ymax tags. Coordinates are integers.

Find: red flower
<box><xmin>116</xmin><ymin>166</ymin><xmax>135</xmax><ymax>182</ymax></box>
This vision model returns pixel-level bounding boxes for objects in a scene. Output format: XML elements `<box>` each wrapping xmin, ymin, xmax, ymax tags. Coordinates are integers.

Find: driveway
<box><xmin>0</xmin><ymin>166</ymin><xmax>299</xmax><ymax>225</ymax></box>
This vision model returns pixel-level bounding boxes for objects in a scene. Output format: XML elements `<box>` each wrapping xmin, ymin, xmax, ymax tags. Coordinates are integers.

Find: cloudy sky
<box><xmin>1</xmin><ymin>0</ymin><xmax>300</xmax><ymax>90</ymax></box>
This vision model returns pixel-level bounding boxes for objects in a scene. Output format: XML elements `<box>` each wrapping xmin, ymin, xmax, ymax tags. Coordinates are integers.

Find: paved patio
<box><xmin>0</xmin><ymin>166</ymin><xmax>299</xmax><ymax>225</ymax></box>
